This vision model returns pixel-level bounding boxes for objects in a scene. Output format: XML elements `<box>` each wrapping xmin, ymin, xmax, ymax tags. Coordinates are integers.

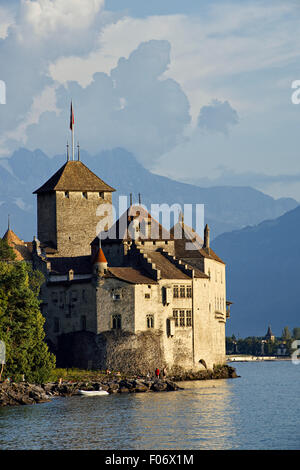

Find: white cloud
<box><xmin>26</xmin><ymin>40</ymin><xmax>191</xmax><ymax>163</ymax></box>
<box><xmin>18</xmin><ymin>0</ymin><xmax>104</xmax><ymax>38</ymax></box>
<box><xmin>0</xmin><ymin>0</ymin><xmax>300</xmax><ymax>200</ymax></box>
<box><xmin>48</xmin><ymin>2</ymin><xmax>300</xmax><ymax>124</ymax></box>
<box><xmin>0</xmin><ymin>0</ymin><xmax>108</xmax><ymax>156</ymax></box>
<box><xmin>0</xmin><ymin>6</ymin><xmax>15</xmax><ymax>39</ymax></box>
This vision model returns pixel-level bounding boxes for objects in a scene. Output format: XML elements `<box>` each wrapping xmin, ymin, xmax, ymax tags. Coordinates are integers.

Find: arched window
<box><xmin>112</xmin><ymin>314</ymin><xmax>121</xmax><ymax>330</ymax></box>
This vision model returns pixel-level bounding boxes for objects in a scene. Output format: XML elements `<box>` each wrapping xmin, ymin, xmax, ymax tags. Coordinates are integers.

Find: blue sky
<box><xmin>0</xmin><ymin>0</ymin><xmax>300</xmax><ymax>199</ymax></box>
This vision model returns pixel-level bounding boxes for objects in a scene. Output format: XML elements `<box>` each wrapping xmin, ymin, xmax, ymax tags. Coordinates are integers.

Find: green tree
<box><xmin>236</xmin><ymin>337</ymin><xmax>262</xmax><ymax>355</ymax></box>
<box><xmin>0</xmin><ymin>239</ymin><xmax>16</xmax><ymax>261</ymax></box>
<box><xmin>293</xmin><ymin>328</ymin><xmax>300</xmax><ymax>340</ymax></box>
<box><xmin>0</xmin><ymin>261</ymin><xmax>55</xmax><ymax>383</ymax></box>
<box><xmin>282</xmin><ymin>326</ymin><xmax>292</xmax><ymax>341</ymax></box>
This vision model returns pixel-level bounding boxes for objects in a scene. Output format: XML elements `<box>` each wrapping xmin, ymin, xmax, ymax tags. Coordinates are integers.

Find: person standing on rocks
<box><xmin>155</xmin><ymin>368</ymin><xmax>160</xmax><ymax>379</ymax></box>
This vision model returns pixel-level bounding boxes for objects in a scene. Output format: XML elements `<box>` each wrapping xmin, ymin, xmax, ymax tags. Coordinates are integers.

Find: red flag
<box><xmin>70</xmin><ymin>102</ymin><xmax>74</xmax><ymax>131</ymax></box>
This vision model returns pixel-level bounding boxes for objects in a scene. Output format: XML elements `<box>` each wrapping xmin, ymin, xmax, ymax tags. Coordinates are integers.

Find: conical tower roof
<box><xmin>3</xmin><ymin>228</ymin><xmax>24</xmax><ymax>245</ymax></box>
<box><xmin>93</xmin><ymin>247</ymin><xmax>107</xmax><ymax>264</ymax></box>
<box><xmin>2</xmin><ymin>228</ymin><xmax>31</xmax><ymax>261</ymax></box>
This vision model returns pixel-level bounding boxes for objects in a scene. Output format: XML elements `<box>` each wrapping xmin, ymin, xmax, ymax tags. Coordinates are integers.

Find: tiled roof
<box><xmin>33</xmin><ymin>161</ymin><xmax>115</xmax><ymax>194</ymax></box>
<box><xmin>145</xmin><ymin>251</ymin><xmax>190</xmax><ymax>280</ymax></box>
<box><xmin>2</xmin><ymin>229</ymin><xmax>32</xmax><ymax>261</ymax></box>
<box><xmin>92</xmin><ymin>205</ymin><xmax>172</xmax><ymax>245</ymax></box>
<box><xmin>174</xmin><ymin>237</ymin><xmax>225</xmax><ymax>265</ymax></box>
<box><xmin>171</xmin><ymin>221</ymin><xmax>225</xmax><ymax>264</ymax></box>
<box><xmin>107</xmin><ymin>267</ymin><xmax>157</xmax><ymax>284</ymax></box>
<box><xmin>145</xmin><ymin>250</ymin><xmax>208</xmax><ymax>279</ymax></box>
<box><xmin>3</xmin><ymin>228</ymin><xmax>23</xmax><ymax>245</ymax></box>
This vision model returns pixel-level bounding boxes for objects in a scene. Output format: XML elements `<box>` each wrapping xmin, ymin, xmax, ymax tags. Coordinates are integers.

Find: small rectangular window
<box><xmin>186</xmin><ymin>286</ymin><xmax>192</xmax><ymax>298</ymax></box>
<box><xmin>64</xmin><ymin>191</ymin><xmax>69</xmax><ymax>198</ymax></box>
<box><xmin>173</xmin><ymin>309</ymin><xmax>179</xmax><ymax>327</ymax></box>
<box><xmin>112</xmin><ymin>292</ymin><xmax>121</xmax><ymax>301</ymax></box>
<box><xmin>81</xmin><ymin>316</ymin><xmax>87</xmax><ymax>331</ymax></box>
<box><xmin>173</xmin><ymin>285</ymin><xmax>179</xmax><ymax>298</ymax></box>
<box><xmin>147</xmin><ymin>315</ymin><xmax>154</xmax><ymax>329</ymax></box>
<box><xmin>59</xmin><ymin>292</ymin><xmax>65</xmax><ymax>305</ymax></box>
<box><xmin>179</xmin><ymin>310</ymin><xmax>185</xmax><ymax>327</ymax></box>
<box><xmin>54</xmin><ymin>317</ymin><xmax>60</xmax><ymax>333</ymax></box>
<box><xmin>145</xmin><ymin>293</ymin><xmax>151</xmax><ymax>299</ymax></box>
<box><xmin>180</xmin><ymin>286</ymin><xmax>185</xmax><ymax>298</ymax></box>
<box><xmin>186</xmin><ymin>310</ymin><xmax>192</xmax><ymax>327</ymax></box>
<box><xmin>165</xmin><ymin>286</ymin><xmax>172</xmax><ymax>304</ymax></box>
<box><xmin>82</xmin><ymin>192</ymin><xmax>88</xmax><ymax>199</ymax></box>
<box><xmin>71</xmin><ymin>290</ymin><xmax>78</xmax><ymax>302</ymax></box>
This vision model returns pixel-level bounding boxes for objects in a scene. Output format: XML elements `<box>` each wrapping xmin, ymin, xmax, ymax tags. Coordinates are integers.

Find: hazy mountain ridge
<box><xmin>0</xmin><ymin>147</ymin><xmax>298</xmax><ymax>242</ymax></box>
<box><xmin>212</xmin><ymin>205</ymin><xmax>300</xmax><ymax>337</ymax></box>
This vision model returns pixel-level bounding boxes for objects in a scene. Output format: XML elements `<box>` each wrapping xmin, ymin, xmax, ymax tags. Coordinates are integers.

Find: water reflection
<box><xmin>1</xmin><ymin>363</ymin><xmax>299</xmax><ymax>449</ymax></box>
<box><xmin>0</xmin><ymin>380</ymin><xmax>236</xmax><ymax>450</ymax></box>
<box><xmin>124</xmin><ymin>380</ymin><xmax>237</xmax><ymax>450</ymax></box>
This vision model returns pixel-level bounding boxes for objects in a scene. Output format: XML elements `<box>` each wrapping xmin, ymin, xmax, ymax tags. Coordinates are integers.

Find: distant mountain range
<box><xmin>0</xmin><ymin>147</ymin><xmax>298</xmax><ymax>242</ymax></box>
<box><xmin>213</xmin><ymin>205</ymin><xmax>300</xmax><ymax>337</ymax></box>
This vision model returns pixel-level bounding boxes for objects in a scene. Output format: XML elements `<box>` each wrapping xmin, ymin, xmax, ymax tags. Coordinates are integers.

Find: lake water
<box><xmin>0</xmin><ymin>362</ymin><xmax>299</xmax><ymax>450</ymax></box>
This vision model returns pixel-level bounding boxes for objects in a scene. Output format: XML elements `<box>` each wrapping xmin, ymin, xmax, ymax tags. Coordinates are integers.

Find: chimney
<box><xmin>33</xmin><ymin>236</ymin><xmax>41</xmax><ymax>255</ymax></box>
<box><xmin>204</xmin><ymin>224</ymin><xmax>210</xmax><ymax>252</ymax></box>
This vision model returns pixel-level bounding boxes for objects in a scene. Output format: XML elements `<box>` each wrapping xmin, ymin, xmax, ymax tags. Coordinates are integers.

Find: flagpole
<box><xmin>70</xmin><ymin>101</ymin><xmax>75</xmax><ymax>161</ymax></box>
<box><xmin>72</xmin><ymin>122</ymin><xmax>75</xmax><ymax>161</ymax></box>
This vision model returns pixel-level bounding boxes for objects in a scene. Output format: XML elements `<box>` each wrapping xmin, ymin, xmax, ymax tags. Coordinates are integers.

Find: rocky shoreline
<box><xmin>0</xmin><ymin>378</ymin><xmax>181</xmax><ymax>406</ymax></box>
<box><xmin>0</xmin><ymin>365</ymin><xmax>238</xmax><ymax>407</ymax></box>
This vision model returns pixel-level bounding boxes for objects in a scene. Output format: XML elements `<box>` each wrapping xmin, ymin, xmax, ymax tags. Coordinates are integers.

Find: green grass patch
<box><xmin>49</xmin><ymin>368</ymin><xmax>123</xmax><ymax>383</ymax></box>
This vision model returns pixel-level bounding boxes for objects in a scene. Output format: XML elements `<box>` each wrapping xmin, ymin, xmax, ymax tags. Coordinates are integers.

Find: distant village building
<box><xmin>261</xmin><ymin>324</ymin><xmax>275</xmax><ymax>355</ymax></box>
<box><xmin>264</xmin><ymin>325</ymin><xmax>275</xmax><ymax>342</ymax></box>
<box><xmin>277</xmin><ymin>343</ymin><xmax>288</xmax><ymax>356</ymax></box>
<box><xmin>2</xmin><ymin>145</ymin><xmax>232</xmax><ymax>374</ymax></box>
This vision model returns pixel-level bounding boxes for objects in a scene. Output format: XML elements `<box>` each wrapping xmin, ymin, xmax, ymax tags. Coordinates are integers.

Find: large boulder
<box><xmin>151</xmin><ymin>380</ymin><xmax>168</xmax><ymax>392</ymax></box>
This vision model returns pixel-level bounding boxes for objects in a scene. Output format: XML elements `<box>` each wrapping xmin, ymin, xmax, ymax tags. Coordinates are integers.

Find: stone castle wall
<box><xmin>41</xmin><ymin>279</ymin><xmax>96</xmax><ymax>348</ymax></box>
<box><xmin>38</xmin><ymin>190</ymin><xmax>112</xmax><ymax>257</ymax></box>
<box><xmin>56</xmin><ymin>330</ymin><xmax>165</xmax><ymax>375</ymax></box>
<box><xmin>55</xmin><ymin>191</ymin><xmax>112</xmax><ymax>257</ymax></box>
<box><xmin>37</xmin><ymin>193</ymin><xmax>57</xmax><ymax>247</ymax></box>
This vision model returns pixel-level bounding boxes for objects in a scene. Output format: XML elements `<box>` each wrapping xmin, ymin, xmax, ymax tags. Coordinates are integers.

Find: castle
<box><xmin>2</xmin><ymin>149</ymin><xmax>232</xmax><ymax>375</ymax></box>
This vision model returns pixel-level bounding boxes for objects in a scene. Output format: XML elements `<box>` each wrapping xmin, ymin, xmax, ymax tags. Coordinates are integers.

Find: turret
<box><xmin>93</xmin><ymin>247</ymin><xmax>108</xmax><ymax>276</ymax></box>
